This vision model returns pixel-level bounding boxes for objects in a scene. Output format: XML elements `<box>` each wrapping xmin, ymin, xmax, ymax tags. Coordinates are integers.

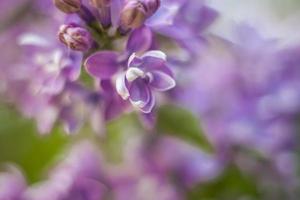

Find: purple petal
<box><xmin>128</xmin><ymin>53</ymin><xmax>143</xmax><ymax>68</ymax></box>
<box><xmin>129</xmin><ymin>79</ymin><xmax>150</xmax><ymax>107</ymax></box>
<box><xmin>110</xmin><ymin>0</ymin><xmax>123</xmax><ymax>27</ymax></box>
<box><xmin>149</xmin><ymin>70</ymin><xmax>176</xmax><ymax>91</ymax></box>
<box><xmin>141</xmin><ymin>57</ymin><xmax>173</xmax><ymax>76</ymax></box>
<box><xmin>100</xmin><ymin>79</ymin><xmax>115</xmax><ymax>96</ymax></box>
<box><xmin>126</xmin><ymin>26</ymin><xmax>153</xmax><ymax>53</ymax></box>
<box><xmin>104</xmin><ymin>95</ymin><xmax>127</xmax><ymax>121</ymax></box>
<box><xmin>139</xmin><ymin>111</ymin><xmax>156</xmax><ymax>129</ymax></box>
<box><xmin>60</xmin><ymin>106</ymin><xmax>81</xmax><ymax>134</ymax></box>
<box><xmin>145</xmin><ymin>2</ymin><xmax>180</xmax><ymax>28</ymax></box>
<box><xmin>101</xmin><ymin>80</ymin><xmax>128</xmax><ymax>121</ymax></box>
<box><xmin>196</xmin><ymin>6</ymin><xmax>219</xmax><ymax>31</ymax></box>
<box><xmin>139</xmin><ymin>91</ymin><xmax>155</xmax><ymax>113</ymax></box>
<box><xmin>84</xmin><ymin>51</ymin><xmax>119</xmax><ymax>79</ymax></box>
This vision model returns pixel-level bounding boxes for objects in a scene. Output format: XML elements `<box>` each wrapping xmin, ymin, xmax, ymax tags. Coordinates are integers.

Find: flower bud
<box><xmin>143</xmin><ymin>0</ymin><xmax>160</xmax><ymax>16</ymax></box>
<box><xmin>53</xmin><ymin>0</ymin><xmax>82</xmax><ymax>13</ymax></box>
<box><xmin>58</xmin><ymin>23</ymin><xmax>93</xmax><ymax>52</ymax></box>
<box><xmin>90</xmin><ymin>0</ymin><xmax>111</xmax><ymax>8</ymax></box>
<box><xmin>120</xmin><ymin>0</ymin><xmax>147</xmax><ymax>30</ymax></box>
<box><xmin>90</xmin><ymin>0</ymin><xmax>112</xmax><ymax>28</ymax></box>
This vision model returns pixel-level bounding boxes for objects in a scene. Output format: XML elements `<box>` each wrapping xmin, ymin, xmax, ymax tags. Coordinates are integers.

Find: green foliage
<box><xmin>0</xmin><ymin>104</ymin><xmax>69</xmax><ymax>183</ymax></box>
<box><xmin>157</xmin><ymin>104</ymin><xmax>214</xmax><ymax>153</ymax></box>
<box><xmin>187</xmin><ymin>165</ymin><xmax>261</xmax><ymax>200</ymax></box>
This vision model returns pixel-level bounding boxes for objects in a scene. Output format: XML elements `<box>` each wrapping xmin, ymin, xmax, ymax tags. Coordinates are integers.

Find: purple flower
<box><xmin>147</xmin><ymin>0</ymin><xmax>218</xmax><ymax>56</ymax></box>
<box><xmin>115</xmin><ymin>51</ymin><xmax>175</xmax><ymax>113</ymax></box>
<box><xmin>84</xmin><ymin>26</ymin><xmax>171</xmax><ymax>115</ymax></box>
<box><xmin>133</xmin><ymin>136</ymin><xmax>221</xmax><ymax>187</ymax></box>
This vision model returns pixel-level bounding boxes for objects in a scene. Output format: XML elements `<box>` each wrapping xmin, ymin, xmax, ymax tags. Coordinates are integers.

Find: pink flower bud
<box><xmin>120</xmin><ymin>0</ymin><xmax>147</xmax><ymax>30</ymax></box>
<box><xmin>53</xmin><ymin>0</ymin><xmax>82</xmax><ymax>13</ymax></box>
<box><xmin>58</xmin><ymin>23</ymin><xmax>93</xmax><ymax>52</ymax></box>
<box><xmin>90</xmin><ymin>0</ymin><xmax>112</xmax><ymax>27</ymax></box>
<box><xmin>90</xmin><ymin>0</ymin><xmax>111</xmax><ymax>8</ymax></box>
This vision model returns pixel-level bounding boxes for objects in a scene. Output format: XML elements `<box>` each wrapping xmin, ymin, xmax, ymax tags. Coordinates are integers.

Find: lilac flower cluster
<box><xmin>1</xmin><ymin>0</ymin><xmax>300</xmax><ymax>199</ymax></box>
<box><xmin>0</xmin><ymin>0</ymin><xmax>219</xmax><ymax>135</ymax></box>
<box><xmin>176</xmin><ymin>24</ymin><xmax>300</xmax><ymax>188</ymax></box>
<box><xmin>0</xmin><ymin>139</ymin><xmax>221</xmax><ymax>200</ymax></box>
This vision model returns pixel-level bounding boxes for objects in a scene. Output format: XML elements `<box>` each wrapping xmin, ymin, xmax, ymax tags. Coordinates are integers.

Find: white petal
<box><xmin>131</xmin><ymin>100</ymin><xmax>147</xmax><ymax>108</ymax></box>
<box><xmin>128</xmin><ymin>52</ymin><xmax>137</xmax><ymax>67</ymax></box>
<box><xmin>116</xmin><ymin>73</ymin><xmax>130</xmax><ymax>100</ymax></box>
<box><xmin>126</xmin><ymin>67</ymin><xmax>145</xmax><ymax>82</ymax></box>
<box><xmin>141</xmin><ymin>50</ymin><xmax>167</xmax><ymax>61</ymax></box>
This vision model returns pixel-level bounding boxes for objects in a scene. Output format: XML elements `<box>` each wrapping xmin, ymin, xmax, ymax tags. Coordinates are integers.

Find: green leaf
<box><xmin>0</xmin><ymin>104</ymin><xmax>69</xmax><ymax>183</ymax></box>
<box><xmin>187</xmin><ymin>165</ymin><xmax>261</xmax><ymax>200</ymax></box>
<box><xmin>157</xmin><ymin>104</ymin><xmax>214</xmax><ymax>153</ymax></box>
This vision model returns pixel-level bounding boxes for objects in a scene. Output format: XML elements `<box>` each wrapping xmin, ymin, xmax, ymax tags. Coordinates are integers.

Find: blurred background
<box><xmin>1</xmin><ymin>0</ymin><xmax>300</xmax><ymax>199</ymax></box>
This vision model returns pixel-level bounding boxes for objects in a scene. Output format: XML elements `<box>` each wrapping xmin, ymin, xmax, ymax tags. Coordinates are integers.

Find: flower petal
<box><xmin>126</xmin><ymin>67</ymin><xmax>145</xmax><ymax>82</ymax></box>
<box><xmin>126</xmin><ymin>26</ymin><xmax>153</xmax><ymax>54</ymax></box>
<box><xmin>129</xmin><ymin>79</ymin><xmax>150</xmax><ymax>107</ymax></box>
<box><xmin>138</xmin><ymin>51</ymin><xmax>173</xmax><ymax>76</ymax></box>
<box><xmin>128</xmin><ymin>53</ymin><xmax>143</xmax><ymax>68</ymax></box>
<box><xmin>141</xmin><ymin>50</ymin><xmax>167</xmax><ymax>60</ymax></box>
<box><xmin>139</xmin><ymin>91</ymin><xmax>155</xmax><ymax>113</ymax></box>
<box><xmin>116</xmin><ymin>73</ymin><xmax>130</xmax><ymax>100</ymax></box>
<box><xmin>149</xmin><ymin>70</ymin><xmax>176</xmax><ymax>91</ymax></box>
<box><xmin>84</xmin><ymin>51</ymin><xmax>119</xmax><ymax>79</ymax></box>
<box><xmin>110</xmin><ymin>0</ymin><xmax>123</xmax><ymax>27</ymax></box>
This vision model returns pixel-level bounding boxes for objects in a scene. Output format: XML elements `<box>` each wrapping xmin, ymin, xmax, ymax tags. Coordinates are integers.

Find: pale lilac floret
<box><xmin>116</xmin><ymin>50</ymin><xmax>176</xmax><ymax>113</ymax></box>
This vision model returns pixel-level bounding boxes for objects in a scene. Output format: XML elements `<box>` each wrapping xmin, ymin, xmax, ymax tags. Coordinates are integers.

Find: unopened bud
<box><xmin>53</xmin><ymin>0</ymin><xmax>82</xmax><ymax>13</ymax></box>
<box><xmin>90</xmin><ymin>0</ymin><xmax>111</xmax><ymax>8</ymax></box>
<box><xmin>58</xmin><ymin>23</ymin><xmax>93</xmax><ymax>51</ymax></box>
<box><xmin>143</xmin><ymin>0</ymin><xmax>160</xmax><ymax>16</ymax></box>
<box><xmin>90</xmin><ymin>0</ymin><xmax>112</xmax><ymax>27</ymax></box>
<box><xmin>120</xmin><ymin>0</ymin><xmax>147</xmax><ymax>30</ymax></box>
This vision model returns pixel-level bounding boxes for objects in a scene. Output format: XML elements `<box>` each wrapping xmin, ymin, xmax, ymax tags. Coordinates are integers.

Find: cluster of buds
<box><xmin>54</xmin><ymin>0</ymin><xmax>160</xmax><ymax>35</ymax></box>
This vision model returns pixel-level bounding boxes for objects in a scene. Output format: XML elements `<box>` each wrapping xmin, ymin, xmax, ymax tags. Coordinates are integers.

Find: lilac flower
<box><xmin>110</xmin><ymin>173</ymin><xmax>182</xmax><ymax>200</ymax></box>
<box><xmin>16</xmin><ymin>33</ymin><xmax>83</xmax><ymax>133</ymax></box>
<box><xmin>132</xmin><ymin>136</ymin><xmax>222</xmax><ymax>187</ymax></box>
<box><xmin>147</xmin><ymin>0</ymin><xmax>218</xmax><ymax>56</ymax></box>
<box><xmin>175</xmin><ymin>24</ymin><xmax>300</xmax><ymax>187</ymax></box>
<box><xmin>84</xmin><ymin>25</ymin><xmax>172</xmax><ymax>115</ymax></box>
<box><xmin>115</xmin><ymin>50</ymin><xmax>175</xmax><ymax>113</ymax></box>
<box><xmin>0</xmin><ymin>7</ymin><xmax>86</xmax><ymax>134</ymax></box>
